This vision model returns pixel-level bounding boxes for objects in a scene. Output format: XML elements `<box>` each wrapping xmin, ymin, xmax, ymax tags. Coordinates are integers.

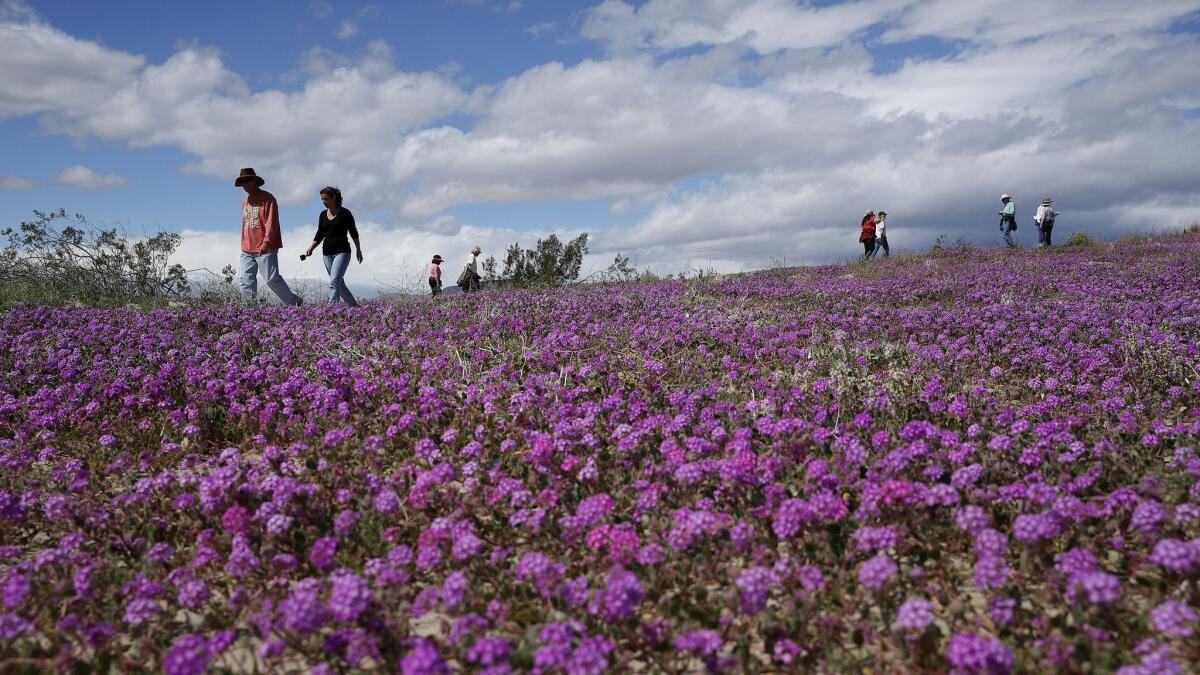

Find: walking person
<box><xmin>458</xmin><ymin>246</ymin><xmax>482</xmax><ymax>292</ymax></box>
<box><xmin>236</xmin><ymin>168</ymin><xmax>303</xmax><ymax>306</ymax></box>
<box><xmin>428</xmin><ymin>254</ymin><xmax>444</xmax><ymax>297</ymax></box>
<box><xmin>998</xmin><ymin>194</ymin><xmax>1017</xmax><ymax>248</ymax></box>
<box><xmin>859</xmin><ymin>210</ymin><xmax>877</xmax><ymax>260</ymax></box>
<box><xmin>874</xmin><ymin>211</ymin><xmax>890</xmax><ymax>258</ymax></box>
<box><xmin>302</xmin><ymin>186</ymin><xmax>362</xmax><ymax>306</ymax></box>
<box><xmin>1034</xmin><ymin>198</ymin><xmax>1059</xmax><ymax>247</ymax></box>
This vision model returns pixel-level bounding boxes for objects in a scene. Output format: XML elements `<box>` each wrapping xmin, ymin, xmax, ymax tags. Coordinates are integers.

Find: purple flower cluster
<box><xmin>2</xmin><ymin>236</ymin><xmax>1200</xmax><ymax>671</ymax></box>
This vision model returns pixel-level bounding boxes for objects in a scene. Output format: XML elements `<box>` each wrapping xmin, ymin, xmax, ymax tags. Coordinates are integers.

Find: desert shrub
<box><xmin>1064</xmin><ymin>231</ymin><xmax>1098</xmax><ymax>247</ymax></box>
<box><xmin>0</xmin><ymin>209</ymin><xmax>189</xmax><ymax>307</ymax></box>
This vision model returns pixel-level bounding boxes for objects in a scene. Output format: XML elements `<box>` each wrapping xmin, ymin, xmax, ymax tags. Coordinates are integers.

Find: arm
<box><xmin>261</xmin><ymin>197</ymin><xmax>281</xmax><ymax>253</ymax></box>
<box><xmin>305</xmin><ymin>212</ymin><xmax>327</xmax><ymax>257</ymax></box>
<box><xmin>348</xmin><ymin>212</ymin><xmax>363</xmax><ymax>263</ymax></box>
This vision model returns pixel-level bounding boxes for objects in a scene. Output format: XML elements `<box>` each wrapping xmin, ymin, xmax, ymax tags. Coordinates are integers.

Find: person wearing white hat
<box><xmin>458</xmin><ymin>246</ymin><xmax>483</xmax><ymax>292</ymax></box>
<box><xmin>1034</xmin><ymin>198</ymin><xmax>1060</xmax><ymax>247</ymax></box>
<box><xmin>997</xmin><ymin>194</ymin><xmax>1017</xmax><ymax>248</ymax></box>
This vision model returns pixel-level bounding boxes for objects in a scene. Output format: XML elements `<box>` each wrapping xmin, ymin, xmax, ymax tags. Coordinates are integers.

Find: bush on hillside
<box><xmin>1064</xmin><ymin>231</ymin><xmax>1098</xmax><ymax>247</ymax></box>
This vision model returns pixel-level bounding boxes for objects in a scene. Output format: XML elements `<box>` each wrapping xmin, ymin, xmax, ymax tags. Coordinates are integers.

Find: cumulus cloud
<box><xmin>1</xmin><ymin>1</ymin><xmax>1198</xmax><ymax>279</ymax></box>
<box><xmin>55</xmin><ymin>165</ymin><xmax>127</xmax><ymax>191</ymax></box>
<box><xmin>1</xmin><ymin>175</ymin><xmax>34</xmax><ymax>190</ymax></box>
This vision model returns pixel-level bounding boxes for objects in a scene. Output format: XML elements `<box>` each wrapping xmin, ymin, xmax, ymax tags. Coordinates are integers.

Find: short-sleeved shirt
<box><xmin>428</xmin><ymin>263</ymin><xmax>441</xmax><ymax>281</ymax></box>
<box><xmin>1002</xmin><ymin>201</ymin><xmax>1016</xmax><ymax>217</ymax></box>
<box><xmin>313</xmin><ymin>208</ymin><xmax>359</xmax><ymax>256</ymax></box>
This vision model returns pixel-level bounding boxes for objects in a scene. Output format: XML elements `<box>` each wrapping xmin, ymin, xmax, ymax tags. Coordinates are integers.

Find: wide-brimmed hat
<box><xmin>234</xmin><ymin>168</ymin><xmax>265</xmax><ymax>187</ymax></box>
<box><xmin>1041</xmin><ymin>197</ymin><xmax>1053</xmax><ymax>205</ymax></box>
<box><xmin>432</xmin><ymin>254</ymin><xmax>443</xmax><ymax>262</ymax></box>
<box><xmin>1000</xmin><ymin>193</ymin><xmax>1010</xmax><ymax>200</ymax></box>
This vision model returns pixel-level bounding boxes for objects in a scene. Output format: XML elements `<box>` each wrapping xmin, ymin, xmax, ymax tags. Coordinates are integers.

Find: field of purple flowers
<box><xmin>2</xmin><ymin>234</ymin><xmax>1199</xmax><ymax>674</ymax></box>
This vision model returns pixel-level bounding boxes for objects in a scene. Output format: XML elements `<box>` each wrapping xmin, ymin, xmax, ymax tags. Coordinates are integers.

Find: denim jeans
<box><xmin>239</xmin><ymin>250</ymin><xmax>302</xmax><ymax>305</ymax></box>
<box><xmin>323</xmin><ymin>252</ymin><xmax>358</xmax><ymax>306</ymax></box>
<box><xmin>1000</xmin><ymin>217</ymin><xmax>1017</xmax><ymax>247</ymax></box>
<box><xmin>875</xmin><ymin>235</ymin><xmax>890</xmax><ymax>257</ymax></box>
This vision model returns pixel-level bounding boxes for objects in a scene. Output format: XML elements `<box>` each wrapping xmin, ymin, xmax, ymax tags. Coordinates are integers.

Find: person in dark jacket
<box><xmin>859</xmin><ymin>210</ymin><xmax>877</xmax><ymax>260</ymax></box>
<box><xmin>303</xmin><ymin>186</ymin><xmax>362</xmax><ymax>306</ymax></box>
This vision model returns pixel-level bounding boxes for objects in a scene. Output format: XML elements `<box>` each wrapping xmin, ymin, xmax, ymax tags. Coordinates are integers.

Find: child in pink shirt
<box><xmin>428</xmin><ymin>254</ymin><xmax>443</xmax><ymax>297</ymax></box>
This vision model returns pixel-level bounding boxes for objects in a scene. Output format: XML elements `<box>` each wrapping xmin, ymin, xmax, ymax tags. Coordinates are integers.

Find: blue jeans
<box><xmin>323</xmin><ymin>252</ymin><xmax>358</xmax><ymax>306</ymax></box>
<box><xmin>239</xmin><ymin>250</ymin><xmax>302</xmax><ymax>305</ymax></box>
<box><xmin>1000</xmin><ymin>217</ymin><xmax>1017</xmax><ymax>247</ymax></box>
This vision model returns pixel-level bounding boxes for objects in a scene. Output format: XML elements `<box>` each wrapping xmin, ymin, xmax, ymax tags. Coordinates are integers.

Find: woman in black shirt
<box><xmin>304</xmin><ymin>186</ymin><xmax>363</xmax><ymax>306</ymax></box>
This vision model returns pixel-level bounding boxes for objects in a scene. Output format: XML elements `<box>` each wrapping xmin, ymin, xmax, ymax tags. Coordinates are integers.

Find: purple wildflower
<box><xmin>163</xmin><ymin>634</ymin><xmax>210</xmax><ymax>675</ymax></box>
<box><xmin>893</xmin><ymin>597</ymin><xmax>935</xmax><ymax>632</ymax></box>
<box><xmin>1149</xmin><ymin>600</ymin><xmax>1197</xmax><ymax>637</ymax></box>
<box><xmin>858</xmin><ymin>554</ymin><xmax>898</xmax><ymax>590</ymax></box>
<box><xmin>946</xmin><ymin>632</ymin><xmax>1013</xmax><ymax>674</ymax></box>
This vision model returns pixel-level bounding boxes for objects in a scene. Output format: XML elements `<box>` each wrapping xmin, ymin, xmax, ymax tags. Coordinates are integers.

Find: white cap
<box><xmin>1000</xmin><ymin>193</ymin><xmax>1010</xmax><ymax>200</ymax></box>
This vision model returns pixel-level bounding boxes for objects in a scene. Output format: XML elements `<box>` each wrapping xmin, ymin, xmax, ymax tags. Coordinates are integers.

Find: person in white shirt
<box><xmin>1034</xmin><ymin>198</ymin><xmax>1059</xmax><ymax>247</ymax></box>
<box><xmin>873</xmin><ymin>211</ymin><xmax>890</xmax><ymax>258</ymax></box>
<box><xmin>459</xmin><ymin>245</ymin><xmax>482</xmax><ymax>292</ymax></box>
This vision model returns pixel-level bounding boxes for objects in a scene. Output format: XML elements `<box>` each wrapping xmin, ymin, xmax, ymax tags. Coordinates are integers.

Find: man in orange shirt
<box><xmin>236</xmin><ymin>168</ymin><xmax>303</xmax><ymax>306</ymax></box>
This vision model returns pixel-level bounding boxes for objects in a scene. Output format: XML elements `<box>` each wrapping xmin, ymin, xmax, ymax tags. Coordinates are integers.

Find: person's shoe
<box><xmin>295</xmin><ymin>298</ymin><xmax>304</xmax><ymax>306</ymax></box>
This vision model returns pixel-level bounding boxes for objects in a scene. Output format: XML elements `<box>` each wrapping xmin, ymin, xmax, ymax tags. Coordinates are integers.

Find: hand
<box><xmin>356</xmin><ymin>250</ymin><xmax>363</xmax><ymax>264</ymax></box>
<box><xmin>259</xmin><ymin>246</ymin><xmax>270</xmax><ymax>255</ymax></box>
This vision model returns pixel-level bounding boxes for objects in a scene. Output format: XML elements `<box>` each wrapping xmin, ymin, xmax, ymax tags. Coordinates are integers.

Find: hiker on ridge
<box><xmin>873</xmin><ymin>211</ymin><xmax>890</xmax><ymax>258</ymax></box>
<box><xmin>998</xmin><ymin>194</ymin><xmax>1017</xmax><ymax>248</ymax></box>
<box><xmin>1034</xmin><ymin>198</ymin><xmax>1060</xmax><ymax>247</ymax></box>
<box><xmin>859</xmin><ymin>210</ymin><xmax>878</xmax><ymax>260</ymax></box>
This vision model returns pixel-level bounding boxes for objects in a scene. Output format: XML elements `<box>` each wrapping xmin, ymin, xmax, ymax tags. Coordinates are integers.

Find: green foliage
<box><xmin>499</xmin><ymin>232</ymin><xmax>589</xmax><ymax>287</ymax></box>
<box><xmin>0</xmin><ymin>209</ymin><xmax>189</xmax><ymax>307</ymax></box>
<box><xmin>604</xmin><ymin>252</ymin><xmax>639</xmax><ymax>282</ymax></box>
<box><xmin>1063</xmin><ymin>231</ymin><xmax>1097</xmax><ymax>247</ymax></box>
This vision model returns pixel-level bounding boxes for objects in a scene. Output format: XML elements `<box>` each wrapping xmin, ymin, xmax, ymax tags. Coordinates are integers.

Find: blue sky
<box><xmin>2</xmin><ymin>0</ymin><xmax>1199</xmax><ymax>291</ymax></box>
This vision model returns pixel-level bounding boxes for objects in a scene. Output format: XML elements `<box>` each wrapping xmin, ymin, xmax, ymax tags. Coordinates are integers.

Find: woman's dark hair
<box><xmin>320</xmin><ymin>186</ymin><xmax>343</xmax><ymax>207</ymax></box>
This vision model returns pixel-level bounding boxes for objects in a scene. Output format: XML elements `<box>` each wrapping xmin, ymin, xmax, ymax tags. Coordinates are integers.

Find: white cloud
<box><xmin>1</xmin><ymin>175</ymin><xmax>34</xmax><ymax>190</ymax></box>
<box><xmin>2</xmin><ymin>1</ymin><xmax>1198</xmax><ymax>278</ymax></box>
<box><xmin>55</xmin><ymin>165</ymin><xmax>127</xmax><ymax>191</ymax></box>
<box><xmin>0</xmin><ymin>0</ymin><xmax>38</xmax><ymax>23</ymax></box>
<box><xmin>337</xmin><ymin>20</ymin><xmax>359</xmax><ymax>39</ymax></box>
<box><xmin>526</xmin><ymin>21</ymin><xmax>555</xmax><ymax>37</ymax></box>
<box><xmin>0</xmin><ymin>21</ymin><xmax>144</xmax><ymax>117</ymax></box>
<box><xmin>581</xmin><ymin>0</ymin><xmax>912</xmax><ymax>54</ymax></box>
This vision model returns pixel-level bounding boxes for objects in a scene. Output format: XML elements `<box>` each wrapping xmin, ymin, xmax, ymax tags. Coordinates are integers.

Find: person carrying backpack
<box><xmin>1034</xmin><ymin>198</ymin><xmax>1059</xmax><ymax>247</ymax></box>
